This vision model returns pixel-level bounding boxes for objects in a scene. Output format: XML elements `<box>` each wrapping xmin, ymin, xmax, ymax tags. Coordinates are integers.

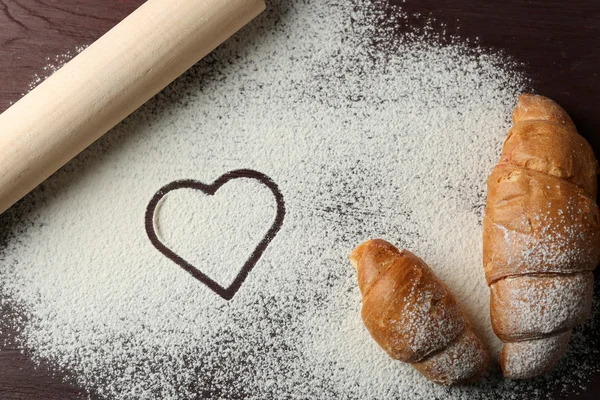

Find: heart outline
<box><xmin>145</xmin><ymin>169</ymin><xmax>285</xmax><ymax>301</ymax></box>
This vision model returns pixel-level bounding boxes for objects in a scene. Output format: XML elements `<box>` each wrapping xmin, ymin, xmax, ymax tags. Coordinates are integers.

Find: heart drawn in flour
<box><xmin>145</xmin><ymin>169</ymin><xmax>285</xmax><ymax>301</ymax></box>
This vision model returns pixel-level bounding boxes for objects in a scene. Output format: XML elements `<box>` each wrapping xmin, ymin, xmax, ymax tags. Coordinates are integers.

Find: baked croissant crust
<box><xmin>351</xmin><ymin>239</ymin><xmax>488</xmax><ymax>385</ymax></box>
<box><xmin>483</xmin><ymin>93</ymin><xmax>600</xmax><ymax>379</ymax></box>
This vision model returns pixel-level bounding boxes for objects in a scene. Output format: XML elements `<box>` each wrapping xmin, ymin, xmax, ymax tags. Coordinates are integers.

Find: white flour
<box><xmin>1</xmin><ymin>0</ymin><xmax>599</xmax><ymax>398</ymax></box>
<box><xmin>155</xmin><ymin>182</ymin><xmax>277</xmax><ymax>289</ymax></box>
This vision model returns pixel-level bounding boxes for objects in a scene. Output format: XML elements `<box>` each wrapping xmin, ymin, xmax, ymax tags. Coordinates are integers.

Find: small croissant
<box><xmin>350</xmin><ymin>239</ymin><xmax>488</xmax><ymax>385</ymax></box>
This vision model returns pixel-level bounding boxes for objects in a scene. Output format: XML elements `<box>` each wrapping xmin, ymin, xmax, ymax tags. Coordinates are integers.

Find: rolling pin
<box><xmin>0</xmin><ymin>0</ymin><xmax>265</xmax><ymax>215</ymax></box>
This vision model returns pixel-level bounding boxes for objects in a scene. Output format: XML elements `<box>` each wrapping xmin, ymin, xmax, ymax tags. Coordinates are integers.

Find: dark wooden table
<box><xmin>0</xmin><ymin>0</ymin><xmax>599</xmax><ymax>398</ymax></box>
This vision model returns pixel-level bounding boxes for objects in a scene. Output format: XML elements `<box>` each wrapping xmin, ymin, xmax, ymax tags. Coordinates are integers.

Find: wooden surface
<box><xmin>1</xmin><ymin>0</ymin><xmax>599</xmax><ymax>398</ymax></box>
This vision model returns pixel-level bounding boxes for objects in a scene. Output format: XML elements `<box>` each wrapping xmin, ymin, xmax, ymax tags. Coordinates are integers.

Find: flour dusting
<box><xmin>155</xmin><ymin>181</ymin><xmax>277</xmax><ymax>289</ymax></box>
<box><xmin>1</xmin><ymin>0</ymin><xmax>599</xmax><ymax>399</ymax></box>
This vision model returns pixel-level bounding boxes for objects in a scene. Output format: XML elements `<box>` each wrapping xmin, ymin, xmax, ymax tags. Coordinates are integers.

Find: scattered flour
<box><xmin>1</xmin><ymin>0</ymin><xmax>599</xmax><ymax>398</ymax></box>
<box><xmin>155</xmin><ymin>182</ymin><xmax>277</xmax><ymax>289</ymax></box>
<box><xmin>26</xmin><ymin>46</ymin><xmax>87</xmax><ymax>93</ymax></box>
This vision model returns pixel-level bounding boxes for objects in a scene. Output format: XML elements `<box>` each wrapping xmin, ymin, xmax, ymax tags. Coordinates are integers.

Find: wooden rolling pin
<box><xmin>0</xmin><ymin>0</ymin><xmax>265</xmax><ymax>215</ymax></box>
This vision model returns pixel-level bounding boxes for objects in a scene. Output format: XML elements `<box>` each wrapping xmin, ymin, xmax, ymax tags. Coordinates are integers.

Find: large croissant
<box><xmin>483</xmin><ymin>94</ymin><xmax>600</xmax><ymax>379</ymax></box>
<box><xmin>350</xmin><ymin>239</ymin><xmax>488</xmax><ymax>385</ymax></box>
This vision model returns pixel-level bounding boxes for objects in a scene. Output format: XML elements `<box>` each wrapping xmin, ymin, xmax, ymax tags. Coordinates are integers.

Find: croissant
<box><xmin>483</xmin><ymin>94</ymin><xmax>600</xmax><ymax>379</ymax></box>
<box><xmin>350</xmin><ymin>239</ymin><xmax>488</xmax><ymax>385</ymax></box>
